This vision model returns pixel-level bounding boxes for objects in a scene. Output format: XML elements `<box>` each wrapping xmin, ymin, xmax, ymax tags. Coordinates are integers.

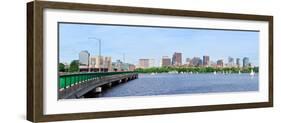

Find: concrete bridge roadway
<box><xmin>58</xmin><ymin>72</ymin><xmax>138</xmax><ymax>99</ymax></box>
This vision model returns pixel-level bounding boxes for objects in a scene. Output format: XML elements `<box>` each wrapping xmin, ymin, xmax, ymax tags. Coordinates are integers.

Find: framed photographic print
<box><xmin>27</xmin><ymin>0</ymin><xmax>273</xmax><ymax>122</ymax></box>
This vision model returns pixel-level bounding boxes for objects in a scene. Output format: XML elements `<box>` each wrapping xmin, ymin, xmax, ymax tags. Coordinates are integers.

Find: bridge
<box><xmin>58</xmin><ymin>71</ymin><xmax>138</xmax><ymax>99</ymax></box>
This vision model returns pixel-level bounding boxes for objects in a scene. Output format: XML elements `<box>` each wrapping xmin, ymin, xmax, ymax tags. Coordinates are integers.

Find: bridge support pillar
<box><xmin>95</xmin><ymin>87</ymin><xmax>102</xmax><ymax>93</ymax></box>
<box><xmin>108</xmin><ymin>82</ymin><xmax>112</xmax><ymax>88</ymax></box>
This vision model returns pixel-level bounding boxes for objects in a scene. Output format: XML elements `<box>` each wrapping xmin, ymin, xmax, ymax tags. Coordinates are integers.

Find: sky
<box><xmin>59</xmin><ymin>23</ymin><xmax>259</xmax><ymax>66</ymax></box>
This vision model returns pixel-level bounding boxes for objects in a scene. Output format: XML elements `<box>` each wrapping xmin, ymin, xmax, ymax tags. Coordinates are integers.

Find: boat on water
<box><xmin>238</xmin><ymin>70</ymin><xmax>241</xmax><ymax>74</ymax></box>
<box><xmin>168</xmin><ymin>71</ymin><xmax>177</xmax><ymax>74</ymax></box>
<box><xmin>213</xmin><ymin>71</ymin><xmax>217</xmax><ymax>75</ymax></box>
<box><xmin>250</xmin><ymin>69</ymin><xmax>255</xmax><ymax>76</ymax></box>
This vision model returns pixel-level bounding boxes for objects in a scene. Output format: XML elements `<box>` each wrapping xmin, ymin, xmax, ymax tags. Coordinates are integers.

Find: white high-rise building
<box><xmin>149</xmin><ymin>59</ymin><xmax>155</xmax><ymax>67</ymax></box>
<box><xmin>79</xmin><ymin>50</ymin><xmax>90</xmax><ymax>66</ymax></box>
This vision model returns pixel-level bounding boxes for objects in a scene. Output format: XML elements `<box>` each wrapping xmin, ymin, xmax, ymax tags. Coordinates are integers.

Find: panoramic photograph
<box><xmin>58</xmin><ymin>22</ymin><xmax>259</xmax><ymax>99</ymax></box>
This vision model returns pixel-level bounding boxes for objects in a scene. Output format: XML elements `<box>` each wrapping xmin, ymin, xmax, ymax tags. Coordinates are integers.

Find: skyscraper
<box><xmin>186</xmin><ymin>58</ymin><xmax>191</xmax><ymax>66</ymax></box>
<box><xmin>217</xmin><ymin>59</ymin><xmax>224</xmax><ymax>67</ymax></box>
<box><xmin>236</xmin><ymin>58</ymin><xmax>240</xmax><ymax>68</ymax></box>
<box><xmin>199</xmin><ymin>59</ymin><xmax>203</xmax><ymax>66</ymax></box>
<box><xmin>162</xmin><ymin>56</ymin><xmax>171</xmax><ymax>67</ymax></box>
<box><xmin>138</xmin><ymin>59</ymin><xmax>150</xmax><ymax>68</ymax></box>
<box><xmin>203</xmin><ymin>56</ymin><xmax>210</xmax><ymax>67</ymax></box>
<box><xmin>228</xmin><ymin>57</ymin><xmax>234</xmax><ymax>67</ymax></box>
<box><xmin>190</xmin><ymin>57</ymin><xmax>202</xmax><ymax>67</ymax></box>
<box><xmin>149</xmin><ymin>59</ymin><xmax>155</xmax><ymax>67</ymax></box>
<box><xmin>243</xmin><ymin>57</ymin><xmax>250</xmax><ymax>68</ymax></box>
<box><xmin>79</xmin><ymin>50</ymin><xmax>90</xmax><ymax>66</ymax></box>
<box><xmin>172</xmin><ymin>52</ymin><xmax>182</xmax><ymax>66</ymax></box>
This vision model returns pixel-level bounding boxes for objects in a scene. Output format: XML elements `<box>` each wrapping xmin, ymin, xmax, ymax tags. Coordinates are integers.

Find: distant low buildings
<box><xmin>138</xmin><ymin>59</ymin><xmax>150</xmax><ymax>68</ymax></box>
<box><xmin>128</xmin><ymin>64</ymin><xmax>136</xmax><ymax>71</ymax></box>
<box><xmin>112</xmin><ymin>60</ymin><xmax>122</xmax><ymax>71</ymax></box>
<box><xmin>112</xmin><ymin>60</ymin><xmax>136</xmax><ymax>72</ymax></box>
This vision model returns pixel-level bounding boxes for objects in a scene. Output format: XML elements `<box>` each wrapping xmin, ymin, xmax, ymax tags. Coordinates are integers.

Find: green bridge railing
<box><xmin>59</xmin><ymin>71</ymin><xmax>135</xmax><ymax>90</ymax></box>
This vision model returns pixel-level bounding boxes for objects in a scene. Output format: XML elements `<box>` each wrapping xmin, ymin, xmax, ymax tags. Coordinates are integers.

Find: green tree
<box><xmin>134</xmin><ymin>66</ymin><xmax>258</xmax><ymax>74</ymax></box>
<box><xmin>253</xmin><ymin>67</ymin><xmax>259</xmax><ymax>73</ymax></box>
<box><xmin>59</xmin><ymin>63</ymin><xmax>65</xmax><ymax>72</ymax></box>
<box><xmin>69</xmin><ymin>60</ymin><xmax>79</xmax><ymax>72</ymax></box>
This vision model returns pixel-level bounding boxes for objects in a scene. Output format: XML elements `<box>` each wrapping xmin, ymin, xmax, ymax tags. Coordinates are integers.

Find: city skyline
<box><xmin>76</xmin><ymin>50</ymin><xmax>254</xmax><ymax>68</ymax></box>
<box><xmin>59</xmin><ymin>23</ymin><xmax>259</xmax><ymax>66</ymax></box>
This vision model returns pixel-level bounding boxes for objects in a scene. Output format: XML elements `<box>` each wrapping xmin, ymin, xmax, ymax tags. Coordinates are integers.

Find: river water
<box><xmin>96</xmin><ymin>73</ymin><xmax>259</xmax><ymax>98</ymax></box>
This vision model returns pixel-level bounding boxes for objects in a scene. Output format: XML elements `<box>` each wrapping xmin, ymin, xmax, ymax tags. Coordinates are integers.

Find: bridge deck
<box><xmin>59</xmin><ymin>73</ymin><xmax>138</xmax><ymax>99</ymax></box>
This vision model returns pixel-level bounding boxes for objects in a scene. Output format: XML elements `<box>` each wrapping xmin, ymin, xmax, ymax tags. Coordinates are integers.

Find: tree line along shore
<box><xmin>135</xmin><ymin>66</ymin><xmax>258</xmax><ymax>74</ymax></box>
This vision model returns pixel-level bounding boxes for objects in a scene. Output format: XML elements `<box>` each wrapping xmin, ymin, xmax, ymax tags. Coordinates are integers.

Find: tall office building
<box><xmin>217</xmin><ymin>59</ymin><xmax>224</xmax><ymax>67</ymax></box>
<box><xmin>243</xmin><ymin>57</ymin><xmax>250</xmax><ymax>68</ymax></box>
<box><xmin>149</xmin><ymin>59</ymin><xmax>155</xmax><ymax>67</ymax></box>
<box><xmin>79</xmin><ymin>50</ymin><xmax>90</xmax><ymax>66</ymax></box>
<box><xmin>138</xmin><ymin>59</ymin><xmax>150</xmax><ymax>68</ymax></box>
<box><xmin>228</xmin><ymin>57</ymin><xmax>235</xmax><ymax>67</ymax></box>
<box><xmin>161</xmin><ymin>56</ymin><xmax>171</xmax><ymax>67</ymax></box>
<box><xmin>186</xmin><ymin>58</ymin><xmax>191</xmax><ymax>66</ymax></box>
<box><xmin>172</xmin><ymin>52</ymin><xmax>182</xmax><ymax>66</ymax></box>
<box><xmin>190</xmin><ymin>57</ymin><xmax>202</xmax><ymax>67</ymax></box>
<box><xmin>203</xmin><ymin>55</ymin><xmax>210</xmax><ymax>67</ymax></box>
<box><xmin>236</xmin><ymin>58</ymin><xmax>240</xmax><ymax>68</ymax></box>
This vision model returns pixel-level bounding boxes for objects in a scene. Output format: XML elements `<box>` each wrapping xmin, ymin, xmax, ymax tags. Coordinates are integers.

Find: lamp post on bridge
<box><xmin>88</xmin><ymin>37</ymin><xmax>102</xmax><ymax>72</ymax></box>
